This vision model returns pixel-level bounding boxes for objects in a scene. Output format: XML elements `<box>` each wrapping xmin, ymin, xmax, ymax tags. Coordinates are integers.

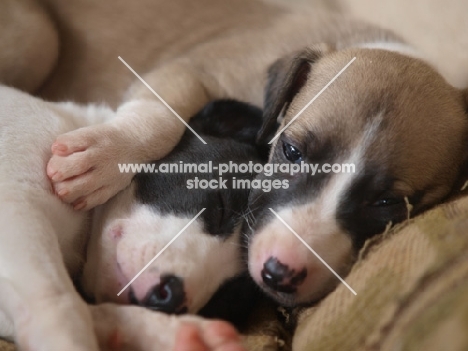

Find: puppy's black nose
<box><xmin>143</xmin><ymin>275</ymin><xmax>186</xmax><ymax>314</ymax></box>
<box><xmin>261</xmin><ymin>257</ymin><xmax>307</xmax><ymax>293</ymax></box>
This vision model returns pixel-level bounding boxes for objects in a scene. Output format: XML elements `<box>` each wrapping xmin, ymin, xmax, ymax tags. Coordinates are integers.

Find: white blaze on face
<box><xmin>248</xmin><ymin>164</ymin><xmax>357</xmax><ymax>303</ymax></box>
<box><xmin>248</xmin><ymin>114</ymin><xmax>383</xmax><ymax>303</ymax></box>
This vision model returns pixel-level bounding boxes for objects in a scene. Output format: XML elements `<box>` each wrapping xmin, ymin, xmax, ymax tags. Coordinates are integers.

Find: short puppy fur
<box><xmin>1</xmin><ymin>0</ymin><xmax>468</xmax><ymax>349</ymax></box>
<box><xmin>247</xmin><ymin>47</ymin><xmax>468</xmax><ymax>306</ymax></box>
<box><xmin>0</xmin><ymin>94</ymin><xmax>263</xmax><ymax>350</ymax></box>
<box><xmin>82</xmin><ymin>100</ymin><xmax>264</xmax><ymax>315</ymax></box>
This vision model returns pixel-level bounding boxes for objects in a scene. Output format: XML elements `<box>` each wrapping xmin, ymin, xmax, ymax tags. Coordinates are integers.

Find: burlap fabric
<box><xmin>0</xmin><ymin>341</ymin><xmax>13</xmax><ymax>351</ymax></box>
<box><xmin>291</xmin><ymin>194</ymin><xmax>468</xmax><ymax>351</ymax></box>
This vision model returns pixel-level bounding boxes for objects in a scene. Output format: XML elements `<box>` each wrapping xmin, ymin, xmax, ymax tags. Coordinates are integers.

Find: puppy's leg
<box><xmin>0</xmin><ymin>199</ymin><xmax>100</xmax><ymax>351</ymax></box>
<box><xmin>48</xmin><ymin>60</ymin><xmax>211</xmax><ymax>211</ymax></box>
<box><xmin>0</xmin><ymin>87</ymin><xmax>101</xmax><ymax>350</ymax></box>
<box><xmin>90</xmin><ymin>304</ymin><xmax>246</xmax><ymax>351</ymax></box>
<box><xmin>47</xmin><ymin>22</ymin><xmax>291</xmax><ymax>210</ymax></box>
<box><xmin>47</xmin><ymin>20</ymin><xmax>289</xmax><ymax>210</ymax></box>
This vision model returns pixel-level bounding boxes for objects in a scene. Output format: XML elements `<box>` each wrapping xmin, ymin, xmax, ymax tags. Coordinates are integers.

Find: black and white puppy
<box><xmin>82</xmin><ymin>99</ymin><xmax>264</xmax><ymax>316</ymax></box>
<box><xmin>0</xmin><ymin>89</ymin><xmax>262</xmax><ymax>350</ymax></box>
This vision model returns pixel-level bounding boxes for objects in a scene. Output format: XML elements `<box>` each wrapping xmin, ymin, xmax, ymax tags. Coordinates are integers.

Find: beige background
<box><xmin>337</xmin><ymin>0</ymin><xmax>468</xmax><ymax>88</ymax></box>
<box><xmin>273</xmin><ymin>0</ymin><xmax>468</xmax><ymax>88</ymax></box>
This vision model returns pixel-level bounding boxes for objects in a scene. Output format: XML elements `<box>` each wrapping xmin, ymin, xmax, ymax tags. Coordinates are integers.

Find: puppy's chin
<box><xmin>259</xmin><ymin>281</ymin><xmax>338</xmax><ymax>307</ymax></box>
<box><xmin>251</xmin><ymin>264</ymin><xmax>347</xmax><ymax>307</ymax></box>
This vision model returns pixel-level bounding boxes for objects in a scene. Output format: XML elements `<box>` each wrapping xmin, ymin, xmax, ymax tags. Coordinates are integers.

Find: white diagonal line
<box><xmin>268</xmin><ymin>208</ymin><xmax>357</xmax><ymax>295</ymax></box>
<box><xmin>269</xmin><ymin>57</ymin><xmax>356</xmax><ymax>144</ymax></box>
<box><xmin>117</xmin><ymin>208</ymin><xmax>206</xmax><ymax>296</ymax></box>
<box><xmin>118</xmin><ymin>56</ymin><xmax>207</xmax><ymax>145</ymax></box>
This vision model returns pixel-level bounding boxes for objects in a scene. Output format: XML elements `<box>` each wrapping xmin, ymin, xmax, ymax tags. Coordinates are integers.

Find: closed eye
<box><xmin>371</xmin><ymin>197</ymin><xmax>405</xmax><ymax>207</ymax></box>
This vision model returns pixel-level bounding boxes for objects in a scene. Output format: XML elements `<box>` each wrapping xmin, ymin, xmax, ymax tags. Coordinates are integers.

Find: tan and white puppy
<box><xmin>247</xmin><ymin>48</ymin><xmax>468</xmax><ymax>306</ymax></box>
<box><xmin>1</xmin><ymin>0</ymin><xmax>468</xmax><ymax>349</ymax></box>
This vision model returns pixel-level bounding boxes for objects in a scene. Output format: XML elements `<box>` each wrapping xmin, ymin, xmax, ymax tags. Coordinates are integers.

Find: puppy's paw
<box><xmin>47</xmin><ymin>124</ymin><xmax>133</xmax><ymax>211</ymax></box>
<box><xmin>91</xmin><ymin>305</ymin><xmax>246</xmax><ymax>351</ymax></box>
<box><xmin>175</xmin><ymin>320</ymin><xmax>246</xmax><ymax>351</ymax></box>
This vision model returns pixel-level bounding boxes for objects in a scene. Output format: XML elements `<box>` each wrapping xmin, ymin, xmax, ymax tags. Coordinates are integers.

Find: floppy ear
<box><xmin>257</xmin><ymin>44</ymin><xmax>331</xmax><ymax>144</ymax></box>
<box><xmin>463</xmin><ymin>88</ymin><xmax>468</xmax><ymax>111</ymax></box>
<box><xmin>454</xmin><ymin>88</ymin><xmax>468</xmax><ymax>192</ymax></box>
<box><xmin>462</xmin><ymin>87</ymin><xmax>468</xmax><ymax>156</ymax></box>
<box><xmin>189</xmin><ymin>99</ymin><xmax>263</xmax><ymax>145</ymax></box>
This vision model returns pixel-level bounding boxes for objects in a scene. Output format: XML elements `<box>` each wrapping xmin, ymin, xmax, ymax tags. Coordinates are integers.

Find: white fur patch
<box><xmin>356</xmin><ymin>41</ymin><xmax>424</xmax><ymax>60</ymax></box>
<box><xmin>83</xmin><ymin>196</ymin><xmax>243</xmax><ymax>313</ymax></box>
<box><xmin>248</xmin><ymin>114</ymin><xmax>383</xmax><ymax>303</ymax></box>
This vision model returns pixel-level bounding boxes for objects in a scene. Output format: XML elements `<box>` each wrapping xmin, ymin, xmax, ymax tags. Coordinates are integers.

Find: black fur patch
<box><xmin>134</xmin><ymin>99</ymin><xmax>266</xmax><ymax>237</ymax></box>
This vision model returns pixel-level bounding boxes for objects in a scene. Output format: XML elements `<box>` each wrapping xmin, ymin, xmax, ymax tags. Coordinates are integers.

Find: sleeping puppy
<box><xmin>82</xmin><ymin>99</ymin><xmax>264</xmax><ymax>317</ymax></box>
<box><xmin>246</xmin><ymin>48</ymin><xmax>468</xmax><ymax>307</ymax></box>
<box><xmin>0</xmin><ymin>94</ymin><xmax>262</xmax><ymax>351</ymax></box>
<box><xmin>2</xmin><ymin>0</ymin><xmax>468</xmax><ymax>344</ymax></box>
